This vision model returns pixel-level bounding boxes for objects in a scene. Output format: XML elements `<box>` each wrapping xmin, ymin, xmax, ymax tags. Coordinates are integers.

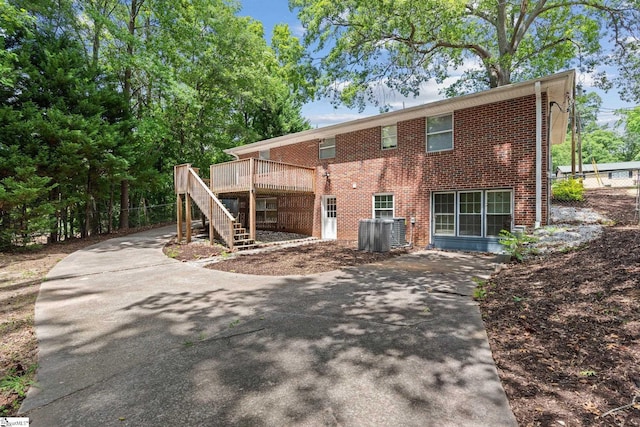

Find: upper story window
<box><xmin>258</xmin><ymin>149</ymin><xmax>270</xmax><ymax>160</ymax></box>
<box><xmin>319</xmin><ymin>137</ymin><xmax>336</xmax><ymax>159</ymax></box>
<box><xmin>426</xmin><ymin>114</ymin><xmax>453</xmax><ymax>152</ymax></box>
<box><xmin>381</xmin><ymin>125</ymin><xmax>397</xmax><ymax>150</ymax></box>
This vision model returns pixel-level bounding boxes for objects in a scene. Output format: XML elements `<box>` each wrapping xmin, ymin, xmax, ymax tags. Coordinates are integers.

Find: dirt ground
<box><xmin>1</xmin><ymin>188</ymin><xmax>638</xmax><ymax>423</ymax></box>
<box><xmin>207</xmin><ymin>241</ymin><xmax>410</xmax><ymax>275</ymax></box>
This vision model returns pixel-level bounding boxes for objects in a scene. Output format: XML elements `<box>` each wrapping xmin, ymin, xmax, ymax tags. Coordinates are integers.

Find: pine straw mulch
<box><xmin>480</xmin><ymin>188</ymin><xmax>640</xmax><ymax>426</ymax></box>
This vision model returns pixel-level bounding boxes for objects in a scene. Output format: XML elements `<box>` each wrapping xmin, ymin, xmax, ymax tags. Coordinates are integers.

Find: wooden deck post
<box><xmin>176</xmin><ymin>193</ymin><xmax>183</xmax><ymax>242</ymax></box>
<box><xmin>249</xmin><ymin>158</ymin><xmax>256</xmax><ymax>241</ymax></box>
<box><xmin>185</xmin><ymin>191</ymin><xmax>192</xmax><ymax>243</ymax></box>
<box><xmin>209</xmin><ymin>198</ymin><xmax>215</xmax><ymax>246</ymax></box>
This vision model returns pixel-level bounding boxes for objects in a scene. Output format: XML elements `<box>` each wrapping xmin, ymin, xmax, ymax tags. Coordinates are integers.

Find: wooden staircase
<box><xmin>175</xmin><ymin>164</ymin><xmax>254</xmax><ymax>251</ymax></box>
<box><xmin>232</xmin><ymin>222</ymin><xmax>256</xmax><ymax>250</ymax></box>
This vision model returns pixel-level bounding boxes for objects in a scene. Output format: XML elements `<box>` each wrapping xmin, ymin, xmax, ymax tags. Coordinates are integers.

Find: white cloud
<box><xmin>290</xmin><ymin>23</ymin><xmax>306</xmax><ymax>39</ymax></box>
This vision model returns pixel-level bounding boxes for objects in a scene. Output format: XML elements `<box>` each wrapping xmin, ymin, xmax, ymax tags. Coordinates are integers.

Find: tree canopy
<box><xmin>290</xmin><ymin>0</ymin><xmax>640</xmax><ymax>108</ymax></box>
<box><xmin>552</xmin><ymin>97</ymin><xmax>640</xmax><ymax>170</ymax></box>
<box><xmin>0</xmin><ymin>0</ymin><xmax>313</xmax><ymax>248</ymax></box>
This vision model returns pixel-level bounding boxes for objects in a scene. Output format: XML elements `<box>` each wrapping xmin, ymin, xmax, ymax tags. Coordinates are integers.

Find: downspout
<box><xmin>547</xmin><ymin>103</ymin><xmax>554</xmax><ymax>226</ymax></box>
<box><xmin>535</xmin><ymin>82</ymin><xmax>542</xmax><ymax>228</ymax></box>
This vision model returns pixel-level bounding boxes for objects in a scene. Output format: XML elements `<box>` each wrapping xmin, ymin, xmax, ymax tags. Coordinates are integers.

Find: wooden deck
<box><xmin>210</xmin><ymin>158</ymin><xmax>315</xmax><ymax>194</ymax></box>
<box><xmin>176</xmin><ymin>159</ymin><xmax>315</xmax><ymax>245</ymax></box>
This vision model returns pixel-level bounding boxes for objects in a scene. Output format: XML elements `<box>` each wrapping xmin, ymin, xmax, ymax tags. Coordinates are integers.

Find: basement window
<box><xmin>256</xmin><ymin>197</ymin><xmax>277</xmax><ymax>223</ymax></box>
<box><xmin>433</xmin><ymin>190</ymin><xmax>512</xmax><ymax>237</ymax></box>
<box><xmin>373</xmin><ymin>194</ymin><xmax>394</xmax><ymax>219</ymax></box>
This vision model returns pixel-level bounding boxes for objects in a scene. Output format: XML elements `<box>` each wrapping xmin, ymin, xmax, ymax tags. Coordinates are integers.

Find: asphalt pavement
<box><xmin>19</xmin><ymin>225</ymin><xmax>517</xmax><ymax>426</ymax></box>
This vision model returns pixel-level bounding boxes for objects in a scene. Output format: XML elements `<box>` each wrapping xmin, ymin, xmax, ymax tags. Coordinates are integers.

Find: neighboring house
<box><xmin>175</xmin><ymin>70</ymin><xmax>574</xmax><ymax>253</ymax></box>
<box><xmin>556</xmin><ymin>161</ymin><xmax>640</xmax><ymax>188</ymax></box>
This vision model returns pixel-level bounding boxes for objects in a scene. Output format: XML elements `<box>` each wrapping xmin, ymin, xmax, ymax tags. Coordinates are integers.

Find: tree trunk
<box><xmin>120</xmin><ymin>180</ymin><xmax>129</xmax><ymax>230</ymax></box>
<box><xmin>108</xmin><ymin>184</ymin><xmax>114</xmax><ymax>233</ymax></box>
<box><xmin>84</xmin><ymin>174</ymin><xmax>92</xmax><ymax>238</ymax></box>
<box><xmin>119</xmin><ymin>0</ymin><xmax>138</xmax><ymax>231</ymax></box>
<box><xmin>62</xmin><ymin>206</ymin><xmax>68</xmax><ymax>240</ymax></box>
<box><xmin>49</xmin><ymin>186</ymin><xmax>60</xmax><ymax>243</ymax></box>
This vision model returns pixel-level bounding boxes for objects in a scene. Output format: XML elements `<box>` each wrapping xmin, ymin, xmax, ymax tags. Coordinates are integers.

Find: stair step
<box><xmin>234</xmin><ymin>238</ymin><xmax>255</xmax><ymax>245</ymax></box>
<box><xmin>236</xmin><ymin>243</ymin><xmax>258</xmax><ymax>251</ymax></box>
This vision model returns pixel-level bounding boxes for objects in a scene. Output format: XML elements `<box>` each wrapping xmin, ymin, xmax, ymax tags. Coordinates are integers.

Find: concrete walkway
<box><xmin>20</xmin><ymin>226</ymin><xmax>517</xmax><ymax>426</ymax></box>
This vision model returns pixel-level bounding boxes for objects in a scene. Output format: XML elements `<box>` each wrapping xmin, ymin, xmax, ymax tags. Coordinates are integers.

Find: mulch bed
<box><xmin>481</xmin><ymin>188</ymin><xmax>640</xmax><ymax>426</ymax></box>
<box><xmin>206</xmin><ymin>240</ymin><xmax>411</xmax><ymax>275</ymax></box>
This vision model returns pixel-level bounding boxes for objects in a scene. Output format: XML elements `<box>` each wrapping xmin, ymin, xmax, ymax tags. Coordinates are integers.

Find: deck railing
<box><xmin>211</xmin><ymin>159</ymin><xmax>315</xmax><ymax>194</ymax></box>
<box><xmin>174</xmin><ymin>164</ymin><xmax>190</xmax><ymax>193</ymax></box>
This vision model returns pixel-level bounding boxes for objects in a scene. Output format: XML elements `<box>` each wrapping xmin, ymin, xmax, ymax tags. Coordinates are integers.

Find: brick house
<box><xmin>175</xmin><ymin>71</ymin><xmax>574</xmax><ymax>252</ymax></box>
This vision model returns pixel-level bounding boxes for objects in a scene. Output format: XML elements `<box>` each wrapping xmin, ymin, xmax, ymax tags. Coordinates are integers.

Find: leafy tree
<box><xmin>0</xmin><ymin>0</ymin><xmax>315</xmax><ymax>247</ymax></box>
<box><xmin>0</xmin><ymin>9</ymin><xmax>131</xmax><ymax>242</ymax></box>
<box><xmin>290</xmin><ymin>0</ymin><xmax>640</xmax><ymax>108</ymax></box>
<box><xmin>0</xmin><ymin>167</ymin><xmax>55</xmax><ymax>248</ymax></box>
<box><xmin>552</xmin><ymin>126</ymin><xmax>626</xmax><ymax>170</ymax></box>
<box><xmin>581</xmin><ymin>129</ymin><xmax>625</xmax><ymax>163</ymax></box>
<box><xmin>551</xmin><ymin>138</ymin><xmax>573</xmax><ymax>171</ymax></box>
<box><xmin>620</xmin><ymin>106</ymin><xmax>640</xmax><ymax>161</ymax></box>
<box><xmin>609</xmin><ymin>1</ymin><xmax>640</xmax><ymax>103</ymax></box>
<box><xmin>0</xmin><ymin>0</ymin><xmax>32</xmax><ymax>87</ymax></box>
<box><xmin>574</xmin><ymin>90</ymin><xmax>603</xmax><ymax>133</ymax></box>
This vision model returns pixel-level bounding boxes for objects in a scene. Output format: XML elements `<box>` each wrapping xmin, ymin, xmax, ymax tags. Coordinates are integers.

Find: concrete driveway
<box><xmin>20</xmin><ymin>226</ymin><xmax>517</xmax><ymax>426</ymax></box>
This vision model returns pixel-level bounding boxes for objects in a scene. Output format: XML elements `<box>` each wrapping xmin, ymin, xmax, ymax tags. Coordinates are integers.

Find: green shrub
<box><xmin>552</xmin><ymin>178</ymin><xmax>584</xmax><ymax>202</ymax></box>
<box><xmin>498</xmin><ymin>230</ymin><xmax>538</xmax><ymax>262</ymax></box>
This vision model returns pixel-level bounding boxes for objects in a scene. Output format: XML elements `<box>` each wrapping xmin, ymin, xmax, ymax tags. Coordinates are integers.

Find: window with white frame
<box><xmin>433</xmin><ymin>193</ymin><xmax>455</xmax><ymax>235</ymax></box>
<box><xmin>458</xmin><ymin>191</ymin><xmax>482</xmax><ymax>236</ymax></box>
<box><xmin>258</xmin><ymin>149</ymin><xmax>270</xmax><ymax>160</ymax></box>
<box><xmin>433</xmin><ymin>190</ymin><xmax>512</xmax><ymax>237</ymax></box>
<box><xmin>426</xmin><ymin>114</ymin><xmax>453</xmax><ymax>152</ymax></box>
<box><xmin>485</xmin><ymin>190</ymin><xmax>512</xmax><ymax>237</ymax></box>
<box><xmin>381</xmin><ymin>125</ymin><xmax>397</xmax><ymax>149</ymax></box>
<box><xmin>256</xmin><ymin>197</ymin><xmax>277</xmax><ymax>223</ymax></box>
<box><xmin>319</xmin><ymin>137</ymin><xmax>336</xmax><ymax>159</ymax></box>
<box><xmin>373</xmin><ymin>194</ymin><xmax>394</xmax><ymax>218</ymax></box>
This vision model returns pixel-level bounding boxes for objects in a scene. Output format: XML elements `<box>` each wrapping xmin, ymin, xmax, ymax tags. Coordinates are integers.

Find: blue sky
<box><xmin>240</xmin><ymin>1</ymin><xmax>635</xmax><ymax>129</ymax></box>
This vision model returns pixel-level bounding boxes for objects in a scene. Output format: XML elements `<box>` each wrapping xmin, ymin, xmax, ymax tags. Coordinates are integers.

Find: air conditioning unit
<box><xmin>358</xmin><ymin>219</ymin><xmax>393</xmax><ymax>252</ymax></box>
<box><xmin>391</xmin><ymin>218</ymin><xmax>406</xmax><ymax>247</ymax></box>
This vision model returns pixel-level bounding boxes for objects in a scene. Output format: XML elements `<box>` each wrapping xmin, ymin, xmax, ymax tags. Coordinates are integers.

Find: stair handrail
<box><xmin>188</xmin><ymin>168</ymin><xmax>235</xmax><ymax>221</ymax></box>
<box><xmin>187</xmin><ymin>167</ymin><xmax>235</xmax><ymax>248</ymax></box>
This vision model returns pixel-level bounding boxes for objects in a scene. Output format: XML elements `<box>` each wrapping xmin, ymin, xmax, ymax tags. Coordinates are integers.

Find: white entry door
<box><xmin>322</xmin><ymin>196</ymin><xmax>337</xmax><ymax>240</ymax></box>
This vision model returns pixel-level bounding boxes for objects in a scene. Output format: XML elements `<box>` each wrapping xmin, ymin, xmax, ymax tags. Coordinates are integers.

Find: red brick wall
<box><xmin>236</xmin><ymin>94</ymin><xmax>549</xmax><ymax>246</ymax></box>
